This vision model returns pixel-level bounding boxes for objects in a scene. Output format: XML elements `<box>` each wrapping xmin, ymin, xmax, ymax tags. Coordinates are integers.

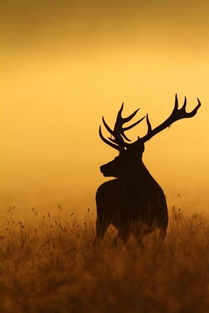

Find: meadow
<box><xmin>0</xmin><ymin>206</ymin><xmax>208</xmax><ymax>313</ymax></box>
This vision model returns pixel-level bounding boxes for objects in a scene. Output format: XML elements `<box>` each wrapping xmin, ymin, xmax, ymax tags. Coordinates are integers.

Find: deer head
<box><xmin>99</xmin><ymin>95</ymin><xmax>201</xmax><ymax>178</ymax></box>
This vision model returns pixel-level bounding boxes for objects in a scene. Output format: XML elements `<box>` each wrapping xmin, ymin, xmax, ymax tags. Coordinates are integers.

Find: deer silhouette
<box><xmin>96</xmin><ymin>95</ymin><xmax>201</xmax><ymax>245</ymax></box>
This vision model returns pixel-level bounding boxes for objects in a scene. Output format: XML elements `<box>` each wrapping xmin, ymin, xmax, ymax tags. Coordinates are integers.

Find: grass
<box><xmin>0</xmin><ymin>206</ymin><xmax>209</xmax><ymax>313</ymax></box>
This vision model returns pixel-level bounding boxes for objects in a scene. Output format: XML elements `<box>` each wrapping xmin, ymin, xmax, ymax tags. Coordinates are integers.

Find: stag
<box><xmin>96</xmin><ymin>95</ymin><xmax>201</xmax><ymax>245</ymax></box>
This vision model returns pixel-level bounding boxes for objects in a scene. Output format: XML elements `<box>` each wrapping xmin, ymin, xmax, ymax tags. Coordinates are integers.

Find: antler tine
<box><xmin>144</xmin><ymin>114</ymin><xmax>152</xmax><ymax>137</ymax></box>
<box><xmin>122</xmin><ymin>108</ymin><xmax>140</xmax><ymax>123</ymax></box>
<box><xmin>173</xmin><ymin>94</ymin><xmax>201</xmax><ymax>118</ymax></box>
<box><xmin>182</xmin><ymin>96</ymin><xmax>187</xmax><ymax>111</ymax></box>
<box><xmin>172</xmin><ymin>94</ymin><xmax>201</xmax><ymax>119</ymax></box>
<box><xmin>184</xmin><ymin>97</ymin><xmax>201</xmax><ymax>117</ymax></box>
<box><xmin>138</xmin><ymin>114</ymin><xmax>152</xmax><ymax>141</ymax></box>
<box><xmin>99</xmin><ymin>126</ymin><xmax>120</xmax><ymax>151</ymax></box>
<box><xmin>102</xmin><ymin>117</ymin><xmax>115</xmax><ymax>136</ymax></box>
<box><xmin>115</xmin><ymin>103</ymin><xmax>140</xmax><ymax>125</ymax></box>
<box><xmin>99</xmin><ymin>103</ymin><xmax>146</xmax><ymax>150</ymax></box>
<box><xmin>114</xmin><ymin>103</ymin><xmax>144</xmax><ymax>142</ymax></box>
<box><xmin>123</xmin><ymin>116</ymin><xmax>145</xmax><ymax>132</ymax></box>
<box><xmin>102</xmin><ymin>115</ymin><xmax>126</xmax><ymax>145</ymax></box>
<box><xmin>116</xmin><ymin>102</ymin><xmax>124</xmax><ymax>120</ymax></box>
<box><xmin>139</xmin><ymin>95</ymin><xmax>201</xmax><ymax>143</ymax></box>
<box><xmin>99</xmin><ymin>104</ymin><xmax>128</xmax><ymax>150</ymax></box>
<box><xmin>174</xmin><ymin>93</ymin><xmax>179</xmax><ymax>111</ymax></box>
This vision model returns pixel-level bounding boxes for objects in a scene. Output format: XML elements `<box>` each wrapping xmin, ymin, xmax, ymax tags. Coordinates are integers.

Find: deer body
<box><xmin>96</xmin><ymin>96</ymin><xmax>201</xmax><ymax>244</ymax></box>
<box><xmin>96</xmin><ymin>161</ymin><xmax>168</xmax><ymax>242</ymax></box>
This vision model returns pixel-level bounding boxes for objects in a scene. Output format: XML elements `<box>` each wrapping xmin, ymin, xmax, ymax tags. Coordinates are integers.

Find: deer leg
<box><xmin>119</xmin><ymin>227</ymin><xmax>131</xmax><ymax>244</ymax></box>
<box><xmin>96</xmin><ymin>216</ymin><xmax>109</xmax><ymax>239</ymax></box>
<box><xmin>111</xmin><ymin>235</ymin><xmax>119</xmax><ymax>247</ymax></box>
<box><xmin>133</xmin><ymin>232</ymin><xmax>144</xmax><ymax>250</ymax></box>
<box><xmin>112</xmin><ymin>227</ymin><xmax>130</xmax><ymax>246</ymax></box>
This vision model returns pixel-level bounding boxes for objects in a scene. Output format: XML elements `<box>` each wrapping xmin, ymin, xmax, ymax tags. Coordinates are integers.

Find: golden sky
<box><xmin>0</xmin><ymin>0</ymin><xmax>209</xmax><ymax>215</ymax></box>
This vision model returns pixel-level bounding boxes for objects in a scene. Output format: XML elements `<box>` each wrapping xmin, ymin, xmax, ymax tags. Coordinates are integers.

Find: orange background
<box><xmin>0</xmin><ymin>1</ymin><xmax>208</xmax><ymax>215</ymax></box>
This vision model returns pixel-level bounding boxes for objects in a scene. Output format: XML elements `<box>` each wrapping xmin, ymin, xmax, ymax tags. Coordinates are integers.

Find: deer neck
<box><xmin>121</xmin><ymin>161</ymin><xmax>153</xmax><ymax>191</ymax></box>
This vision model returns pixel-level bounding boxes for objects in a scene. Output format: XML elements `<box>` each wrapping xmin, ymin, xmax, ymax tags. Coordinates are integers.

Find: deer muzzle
<box><xmin>100</xmin><ymin>165</ymin><xmax>112</xmax><ymax>177</ymax></box>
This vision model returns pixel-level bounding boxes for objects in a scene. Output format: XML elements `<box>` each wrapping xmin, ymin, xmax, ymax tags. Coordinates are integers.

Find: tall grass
<box><xmin>0</xmin><ymin>206</ymin><xmax>208</xmax><ymax>313</ymax></box>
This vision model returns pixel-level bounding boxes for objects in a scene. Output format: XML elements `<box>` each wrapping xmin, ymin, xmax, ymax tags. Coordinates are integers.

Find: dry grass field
<box><xmin>0</xmin><ymin>206</ymin><xmax>209</xmax><ymax>313</ymax></box>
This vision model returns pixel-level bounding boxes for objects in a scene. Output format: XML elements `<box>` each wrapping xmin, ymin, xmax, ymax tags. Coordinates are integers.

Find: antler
<box><xmin>139</xmin><ymin>94</ymin><xmax>201</xmax><ymax>143</ymax></box>
<box><xmin>99</xmin><ymin>95</ymin><xmax>201</xmax><ymax>151</ymax></box>
<box><xmin>99</xmin><ymin>103</ymin><xmax>145</xmax><ymax>151</ymax></box>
